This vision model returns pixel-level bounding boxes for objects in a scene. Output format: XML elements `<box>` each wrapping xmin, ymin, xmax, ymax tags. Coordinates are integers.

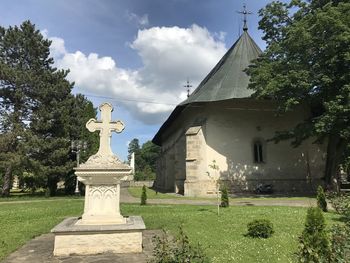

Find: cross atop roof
<box><xmin>237</xmin><ymin>4</ymin><xmax>252</xmax><ymax>31</ymax></box>
<box><xmin>184</xmin><ymin>79</ymin><xmax>192</xmax><ymax>98</ymax></box>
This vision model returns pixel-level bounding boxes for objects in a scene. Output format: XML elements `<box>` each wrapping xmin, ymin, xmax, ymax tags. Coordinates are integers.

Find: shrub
<box><xmin>220</xmin><ymin>186</ymin><xmax>229</xmax><ymax>207</ymax></box>
<box><xmin>246</xmin><ymin>219</ymin><xmax>274</xmax><ymax>238</ymax></box>
<box><xmin>298</xmin><ymin>207</ymin><xmax>330</xmax><ymax>262</ymax></box>
<box><xmin>150</xmin><ymin>226</ymin><xmax>209</xmax><ymax>263</ymax></box>
<box><xmin>141</xmin><ymin>185</ymin><xmax>147</xmax><ymax>205</ymax></box>
<box><xmin>329</xmin><ymin>224</ymin><xmax>350</xmax><ymax>263</ymax></box>
<box><xmin>327</xmin><ymin>192</ymin><xmax>350</xmax><ymax>216</ymax></box>
<box><xmin>317</xmin><ymin>186</ymin><xmax>327</xmax><ymax>212</ymax></box>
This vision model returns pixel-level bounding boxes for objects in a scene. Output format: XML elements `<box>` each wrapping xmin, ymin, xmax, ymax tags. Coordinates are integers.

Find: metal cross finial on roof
<box><xmin>237</xmin><ymin>4</ymin><xmax>252</xmax><ymax>31</ymax></box>
<box><xmin>184</xmin><ymin>79</ymin><xmax>192</xmax><ymax>98</ymax></box>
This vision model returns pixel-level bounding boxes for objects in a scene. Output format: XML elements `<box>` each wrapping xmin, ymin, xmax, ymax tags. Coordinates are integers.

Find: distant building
<box><xmin>152</xmin><ymin>26</ymin><xmax>325</xmax><ymax>197</ymax></box>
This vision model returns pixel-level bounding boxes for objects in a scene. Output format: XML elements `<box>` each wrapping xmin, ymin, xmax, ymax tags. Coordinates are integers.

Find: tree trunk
<box><xmin>325</xmin><ymin>134</ymin><xmax>346</xmax><ymax>187</ymax></box>
<box><xmin>1</xmin><ymin>165</ymin><xmax>12</xmax><ymax>197</ymax></box>
<box><xmin>47</xmin><ymin>176</ymin><xmax>58</xmax><ymax>197</ymax></box>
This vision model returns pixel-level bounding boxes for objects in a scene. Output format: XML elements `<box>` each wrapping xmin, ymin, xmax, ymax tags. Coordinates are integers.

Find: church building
<box><xmin>152</xmin><ymin>18</ymin><xmax>326</xmax><ymax>197</ymax></box>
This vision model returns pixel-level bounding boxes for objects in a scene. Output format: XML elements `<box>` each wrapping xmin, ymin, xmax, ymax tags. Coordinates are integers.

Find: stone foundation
<box><xmin>52</xmin><ymin>216</ymin><xmax>145</xmax><ymax>256</ymax></box>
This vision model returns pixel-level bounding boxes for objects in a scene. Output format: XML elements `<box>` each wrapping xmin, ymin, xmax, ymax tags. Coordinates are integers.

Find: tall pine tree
<box><xmin>0</xmin><ymin>21</ymin><xmax>98</xmax><ymax>196</ymax></box>
<box><xmin>0</xmin><ymin>21</ymin><xmax>51</xmax><ymax>196</ymax></box>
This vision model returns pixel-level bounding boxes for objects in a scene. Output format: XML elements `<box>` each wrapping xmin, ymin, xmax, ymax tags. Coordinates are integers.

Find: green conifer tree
<box><xmin>298</xmin><ymin>207</ymin><xmax>330</xmax><ymax>262</ymax></box>
<box><xmin>141</xmin><ymin>185</ymin><xmax>147</xmax><ymax>205</ymax></box>
<box><xmin>317</xmin><ymin>185</ymin><xmax>327</xmax><ymax>212</ymax></box>
<box><xmin>220</xmin><ymin>186</ymin><xmax>229</xmax><ymax>207</ymax></box>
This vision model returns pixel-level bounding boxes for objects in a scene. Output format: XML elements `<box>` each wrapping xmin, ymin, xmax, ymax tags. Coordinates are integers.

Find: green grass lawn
<box><xmin>0</xmin><ymin>189</ymin><xmax>84</xmax><ymax>202</ymax></box>
<box><xmin>0</xmin><ymin>199</ymin><xmax>340</xmax><ymax>262</ymax></box>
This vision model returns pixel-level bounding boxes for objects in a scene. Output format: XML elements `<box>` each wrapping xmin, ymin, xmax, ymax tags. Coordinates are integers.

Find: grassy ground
<box><xmin>0</xmin><ymin>189</ymin><xmax>83</xmax><ymax>202</ymax></box>
<box><xmin>0</xmin><ymin>199</ymin><xmax>341</xmax><ymax>262</ymax></box>
<box><xmin>128</xmin><ymin>186</ymin><xmax>316</xmax><ymax>202</ymax></box>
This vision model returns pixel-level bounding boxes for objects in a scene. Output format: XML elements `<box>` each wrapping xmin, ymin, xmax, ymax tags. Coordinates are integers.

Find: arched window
<box><xmin>253</xmin><ymin>140</ymin><xmax>264</xmax><ymax>163</ymax></box>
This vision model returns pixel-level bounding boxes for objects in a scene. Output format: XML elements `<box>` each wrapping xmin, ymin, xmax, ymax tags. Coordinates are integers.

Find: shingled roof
<box><xmin>153</xmin><ymin>30</ymin><xmax>262</xmax><ymax>145</ymax></box>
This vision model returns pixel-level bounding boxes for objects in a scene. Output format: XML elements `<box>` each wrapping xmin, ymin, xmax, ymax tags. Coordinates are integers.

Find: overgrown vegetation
<box><xmin>328</xmin><ymin>224</ymin><xmax>350</xmax><ymax>262</ymax></box>
<box><xmin>327</xmin><ymin>192</ymin><xmax>350</xmax><ymax>262</ymax></box>
<box><xmin>327</xmin><ymin>192</ymin><xmax>350</xmax><ymax>216</ymax></box>
<box><xmin>246</xmin><ymin>219</ymin><xmax>274</xmax><ymax>238</ymax></box>
<box><xmin>149</xmin><ymin>226</ymin><xmax>209</xmax><ymax>263</ymax></box>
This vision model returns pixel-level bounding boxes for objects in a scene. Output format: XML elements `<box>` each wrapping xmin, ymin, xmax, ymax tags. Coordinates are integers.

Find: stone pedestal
<box><xmin>52</xmin><ymin>216</ymin><xmax>145</xmax><ymax>256</ymax></box>
<box><xmin>75</xmin><ymin>162</ymin><xmax>131</xmax><ymax>225</ymax></box>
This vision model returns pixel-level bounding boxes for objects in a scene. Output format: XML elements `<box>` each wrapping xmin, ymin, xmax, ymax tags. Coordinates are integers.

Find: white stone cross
<box><xmin>86</xmin><ymin>103</ymin><xmax>124</xmax><ymax>157</ymax></box>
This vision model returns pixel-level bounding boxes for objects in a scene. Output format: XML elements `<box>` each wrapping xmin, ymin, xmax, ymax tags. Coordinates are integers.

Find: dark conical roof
<box><xmin>153</xmin><ymin>31</ymin><xmax>262</xmax><ymax>145</ymax></box>
<box><xmin>180</xmin><ymin>31</ymin><xmax>262</xmax><ymax>105</ymax></box>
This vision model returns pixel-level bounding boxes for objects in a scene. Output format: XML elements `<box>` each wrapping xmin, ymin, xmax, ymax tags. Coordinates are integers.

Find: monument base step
<box><xmin>51</xmin><ymin>216</ymin><xmax>146</xmax><ymax>256</ymax></box>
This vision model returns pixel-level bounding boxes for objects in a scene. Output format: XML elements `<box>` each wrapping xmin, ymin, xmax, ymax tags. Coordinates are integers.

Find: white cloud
<box><xmin>49</xmin><ymin>24</ymin><xmax>227</xmax><ymax>124</ymax></box>
<box><xmin>125</xmin><ymin>11</ymin><xmax>149</xmax><ymax>28</ymax></box>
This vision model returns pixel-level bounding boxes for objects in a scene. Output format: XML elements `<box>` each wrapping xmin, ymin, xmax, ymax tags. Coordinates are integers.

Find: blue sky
<box><xmin>0</xmin><ymin>0</ymin><xmax>280</xmax><ymax>161</ymax></box>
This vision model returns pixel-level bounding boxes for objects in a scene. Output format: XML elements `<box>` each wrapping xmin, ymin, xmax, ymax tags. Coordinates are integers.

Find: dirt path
<box><xmin>0</xmin><ymin>188</ymin><xmax>317</xmax><ymax>208</ymax></box>
<box><xmin>120</xmin><ymin>188</ymin><xmax>317</xmax><ymax>207</ymax></box>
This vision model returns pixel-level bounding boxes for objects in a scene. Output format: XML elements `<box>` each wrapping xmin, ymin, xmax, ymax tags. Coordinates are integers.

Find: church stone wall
<box><xmin>155</xmin><ymin>107</ymin><xmax>204</xmax><ymax>193</ymax></box>
<box><xmin>155</xmin><ymin>99</ymin><xmax>326</xmax><ymax>196</ymax></box>
<box><xmin>204</xmin><ymin>100</ymin><xmax>326</xmax><ymax>195</ymax></box>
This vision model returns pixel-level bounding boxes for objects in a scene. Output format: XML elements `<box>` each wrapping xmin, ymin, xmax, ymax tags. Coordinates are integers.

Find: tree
<box><xmin>141</xmin><ymin>185</ymin><xmax>147</xmax><ymax>205</ymax></box>
<box><xmin>141</xmin><ymin>141</ymin><xmax>161</xmax><ymax>173</ymax></box>
<box><xmin>298</xmin><ymin>207</ymin><xmax>330</xmax><ymax>262</ymax></box>
<box><xmin>247</xmin><ymin>1</ymin><xmax>350</xmax><ymax>185</ymax></box>
<box><xmin>128</xmin><ymin>138</ymin><xmax>141</xmax><ymax>163</ymax></box>
<box><xmin>317</xmin><ymin>185</ymin><xmax>328</xmax><ymax>212</ymax></box>
<box><xmin>0</xmin><ymin>21</ymin><xmax>98</xmax><ymax>196</ymax></box>
<box><xmin>0</xmin><ymin>21</ymin><xmax>53</xmax><ymax>196</ymax></box>
<box><xmin>63</xmin><ymin>94</ymin><xmax>99</xmax><ymax>194</ymax></box>
<box><xmin>128</xmin><ymin>139</ymin><xmax>160</xmax><ymax>181</ymax></box>
<box><xmin>220</xmin><ymin>186</ymin><xmax>229</xmax><ymax>207</ymax></box>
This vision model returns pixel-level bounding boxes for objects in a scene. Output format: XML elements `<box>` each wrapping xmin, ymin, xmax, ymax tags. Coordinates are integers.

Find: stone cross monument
<box><xmin>77</xmin><ymin>102</ymin><xmax>131</xmax><ymax>225</ymax></box>
<box><xmin>52</xmin><ymin>102</ymin><xmax>145</xmax><ymax>256</ymax></box>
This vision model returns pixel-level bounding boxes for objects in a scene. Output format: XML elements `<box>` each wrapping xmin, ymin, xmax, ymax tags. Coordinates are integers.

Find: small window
<box><xmin>253</xmin><ymin>141</ymin><xmax>264</xmax><ymax>163</ymax></box>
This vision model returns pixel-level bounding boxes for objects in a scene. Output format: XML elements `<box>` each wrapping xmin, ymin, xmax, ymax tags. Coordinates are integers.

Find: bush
<box><xmin>141</xmin><ymin>185</ymin><xmax>147</xmax><ymax>205</ymax></box>
<box><xmin>298</xmin><ymin>207</ymin><xmax>330</xmax><ymax>262</ymax></box>
<box><xmin>328</xmin><ymin>224</ymin><xmax>350</xmax><ymax>263</ymax></box>
<box><xmin>317</xmin><ymin>186</ymin><xmax>327</xmax><ymax>212</ymax></box>
<box><xmin>150</xmin><ymin>226</ymin><xmax>209</xmax><ymax>263</ymax></box>
<box><xmin>220</xmin><ymin>186</ymin><xmax>229</xmax><ymax>207</ymax></box>
<box><xmin>327</xmin><ymin>192</ymin><xmax>350</xmax><ymax>217</ymax></box>
<box><xmin>246</xmin><ymin>219</ymin><xmax>274</xmax><ymax>238</ymax></box>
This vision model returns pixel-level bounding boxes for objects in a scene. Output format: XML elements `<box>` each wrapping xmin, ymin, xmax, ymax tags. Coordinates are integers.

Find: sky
<box><xmin>0</xmin><ymin>0</ymin><xmax>280</xmax><ymax>161</ymax></box>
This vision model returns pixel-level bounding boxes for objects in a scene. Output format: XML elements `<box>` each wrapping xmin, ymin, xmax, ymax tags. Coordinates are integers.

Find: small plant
<box><xmin>327</xmin><ymin>192</ymin><xmax>350</xmax><ymax>216</ymax></box>
<box><xmin>298</xmin><ymin>207</ymin><xmax>330</xmax><ymax>262</ymax></box>
<box><xmin>220</xmin><ymin>186</ymin><xmax>229</xmax><ymax>207</ymax></box>
<box><xmin>141</xmin><ymin>185</ymin><xmax>147</xmax><ymax>205</ymax></box>
<box><xmin>328</xmin><ymin>224</ymin><xmax>350</xmax><ymax>262</ymax></box>
<box><xmin>317</xmin><ymin>185</ymin><xmax>327</xmax><ymax>212</ymax></box>
<box><xmin>246</xmin><ymin>219</ymin><xmax>274</xmax><ymax>238</ymax></box>
<box><xmin>208</xmin><ymin>160</ymin><xmax>220</xmax><ymax>215</ymax></box>
<box><xmin>150</xmin><ymin>226</ymin><xmax>209</xmax><ymax>263</ymax></box>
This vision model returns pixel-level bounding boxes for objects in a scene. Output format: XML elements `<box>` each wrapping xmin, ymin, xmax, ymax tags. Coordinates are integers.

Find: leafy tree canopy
<box><xmin>248</xmin><ymin>0</ymin><xmax>350</xmax><ymax>183</ymax></box>
<box><xmin>128</xmin><ymin>139</ymin><xmax>160</xmax><ymax>181</ymax></box>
